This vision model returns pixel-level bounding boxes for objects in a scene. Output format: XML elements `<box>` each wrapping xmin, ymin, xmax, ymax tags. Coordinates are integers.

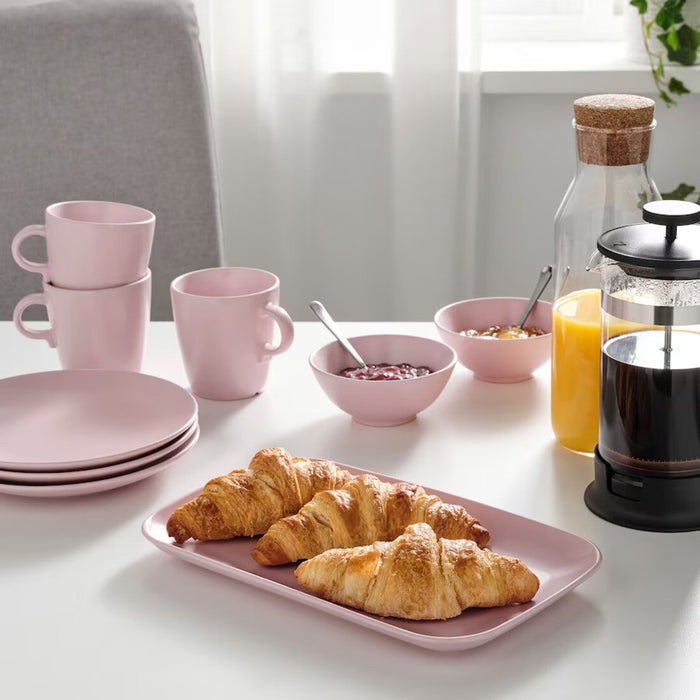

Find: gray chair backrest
<box><xmin>0</xmin><ymin>0</ymin><xmax>223</xmax><ymax>320</ymax></box>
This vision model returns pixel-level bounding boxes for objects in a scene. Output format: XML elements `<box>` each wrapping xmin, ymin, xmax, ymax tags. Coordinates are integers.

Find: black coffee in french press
<box><xmin>585</xmin><ymin>199</ymin><xmax>700</xmax><ymax>532</ymax></box>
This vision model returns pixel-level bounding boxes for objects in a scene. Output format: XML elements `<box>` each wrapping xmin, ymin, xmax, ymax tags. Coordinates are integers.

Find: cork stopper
<box><xmin>573</xmin><ymin>94</ymin><xmax>656</xmax><ymax>166</ymax></box>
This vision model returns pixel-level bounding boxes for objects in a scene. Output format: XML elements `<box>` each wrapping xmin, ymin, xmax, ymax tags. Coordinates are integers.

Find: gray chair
<box><xmin>0</xmin><ymin>0</ymin><xmax>223</xmax><ymax>320</ymax></box>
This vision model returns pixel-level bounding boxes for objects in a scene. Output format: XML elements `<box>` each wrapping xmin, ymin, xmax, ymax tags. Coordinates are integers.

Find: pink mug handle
<box><xmin>12</xmin><ymin>224</ymin><xmax>49</xmax><ymax>280</ymax></box>
<box><xmin>13</xmin><ymin>292</ymin><xmax>56</xmax><ymax>347</ymax></box>
<box><xmin>263</xmin><ymin>302</ymin><xmax>294</xmax><ymax>357</ymax></box>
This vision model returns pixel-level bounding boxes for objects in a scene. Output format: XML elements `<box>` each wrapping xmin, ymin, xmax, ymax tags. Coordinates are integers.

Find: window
<box><xmin>483</xmin><ymin>0</ymin><xmax>625</xmax><ymax>42</ymax></box>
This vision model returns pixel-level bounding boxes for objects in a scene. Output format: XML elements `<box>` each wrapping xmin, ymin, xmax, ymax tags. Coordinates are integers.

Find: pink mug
<box><xmin>12</xmin><ymin>200</ymin><xmax>155</xmax><ymax>289</ymax></box>
<box><xmin>13</xmin><ymin>270</ymin><xmax>151</xmax><ymax>371</ymax></box>
<box><xmin>171</xmin><ymin>267</ymin><xmax>294</xmax><ymax>400</ymax></box>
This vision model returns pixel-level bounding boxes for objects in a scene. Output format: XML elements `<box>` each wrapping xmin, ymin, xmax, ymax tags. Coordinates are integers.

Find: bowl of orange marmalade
<box><xmin>434</xmin><ymin>297</ymin><xmax>552</xmax><ymax>383</ymax></box>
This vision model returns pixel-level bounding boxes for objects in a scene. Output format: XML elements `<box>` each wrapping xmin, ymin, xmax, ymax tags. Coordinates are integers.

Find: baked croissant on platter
<box><xmin>295</xmin><ymin>523</ymin><xmax>539</xmax><ymax>620</ymax></box>
<box><xmin>251</xmin><ymin>474</ymin><xmax>490</xmax><ymax>565</ymax></box>
<box><xmin>166</xmin><ymin>447</ymin><xmax>352</xmax><ymax>543</ymax></box>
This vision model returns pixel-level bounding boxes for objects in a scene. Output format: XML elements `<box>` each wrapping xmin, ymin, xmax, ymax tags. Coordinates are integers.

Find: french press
<box><xmin>585</xmin><ymin>199</ymin><xmax>700</xmax><ymax>532</ymax></box>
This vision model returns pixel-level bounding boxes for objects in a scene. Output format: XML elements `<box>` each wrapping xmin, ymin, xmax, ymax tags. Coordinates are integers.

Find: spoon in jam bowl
<box><xmin>309</xmin><ymin>300</ymin><xmax>367</xmax><ymax>368</ymax></box>
<box><xmin>516</xmin><ymin>265</ymin><xmax>552</xmax><ymax>330</ymax></box>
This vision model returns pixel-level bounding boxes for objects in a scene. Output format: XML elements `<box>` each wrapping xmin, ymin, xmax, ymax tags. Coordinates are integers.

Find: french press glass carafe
<box><xmin>585</xmin><ymin>199</ymin><xmax>700</xmax><ymax>532</ymax></box>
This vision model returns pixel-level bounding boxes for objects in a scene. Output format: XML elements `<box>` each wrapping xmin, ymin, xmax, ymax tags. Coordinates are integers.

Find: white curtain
<box><xmin>208</xmin><ymin>0</ymin><xmax>481</xmax><ymax>321</ymax></box>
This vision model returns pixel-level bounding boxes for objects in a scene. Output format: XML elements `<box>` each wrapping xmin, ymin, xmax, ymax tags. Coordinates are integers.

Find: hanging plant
<box><xmin>630</xmin><ymin>1</ymin><xmax>699</xmax><ymax>202</ymax></box>
<box><xmin>630</xmin><ymin>0</ymin><xmax>699</xmax><ymax>105</ymax></box>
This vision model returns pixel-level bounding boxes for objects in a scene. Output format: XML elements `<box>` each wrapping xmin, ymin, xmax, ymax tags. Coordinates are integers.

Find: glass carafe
<box><xmin>551</xmin><ymin>95</ymin><xmax>660</xmax><ymax>455</ymax></box>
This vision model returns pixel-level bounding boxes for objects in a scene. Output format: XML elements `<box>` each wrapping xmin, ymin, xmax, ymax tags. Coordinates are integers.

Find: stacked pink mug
<box><xmin>12</xmin><ymin>201</ymin><xmax>155</xmax><ymax>372</ymax></box>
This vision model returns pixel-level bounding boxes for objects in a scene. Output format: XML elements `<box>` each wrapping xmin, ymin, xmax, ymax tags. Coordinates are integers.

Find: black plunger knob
<box><xmin>643</xmin><ymin>200</ymin><xmax>700</xmax><ymax>243</ymax></box>
<box><xmin>643</xmin><ymin>200</ymin><xmax>700</xmax><ymax>226</ymax></box>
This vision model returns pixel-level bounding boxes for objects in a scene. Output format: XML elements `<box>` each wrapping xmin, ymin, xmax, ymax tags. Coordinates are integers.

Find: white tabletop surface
<box><xmin>1</xmin><ymin>321</ymin><xmax>698</xmax><ymax>700</ymax></box>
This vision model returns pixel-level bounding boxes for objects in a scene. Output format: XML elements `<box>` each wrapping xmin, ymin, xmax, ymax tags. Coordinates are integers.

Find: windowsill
<box><xmin>324</xmin><ymin>41</ymin><xmax>700</xmax><ymax>96</ymax></box>
<box><xmin>481</xmin><ymin>41</ymin><xmax>700</xmax><ymax>95</ymax></box>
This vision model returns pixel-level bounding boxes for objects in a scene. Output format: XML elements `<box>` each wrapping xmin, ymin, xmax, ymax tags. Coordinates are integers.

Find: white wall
<box><xmin>210</xmin><ymin>85</ymin><xmax>699</xmax><ymax>320</ymax></box>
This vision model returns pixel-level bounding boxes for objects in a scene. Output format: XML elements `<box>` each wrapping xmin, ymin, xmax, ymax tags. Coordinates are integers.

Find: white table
<box><xmin>1</xmin><ymin>321</ymin><xmax>698</xmax><ymax>700</ymax></box>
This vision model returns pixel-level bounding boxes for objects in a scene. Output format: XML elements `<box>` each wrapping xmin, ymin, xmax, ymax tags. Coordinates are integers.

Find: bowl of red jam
<box><xmin>434</xmin><ymin>297</ymin><xmax>552</xmax><ymax>383</ymax></box>
<box><xmin>309</xmin><ymin>334</ymin><xmax>456</xmax><ymax>426</ymax></box>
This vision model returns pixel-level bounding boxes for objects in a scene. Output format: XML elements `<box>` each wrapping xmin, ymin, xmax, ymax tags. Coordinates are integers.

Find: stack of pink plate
<box><xmin>0</xmin><ymin>370</ymin><xmax>199</xmax><ymax>497</ymax></box>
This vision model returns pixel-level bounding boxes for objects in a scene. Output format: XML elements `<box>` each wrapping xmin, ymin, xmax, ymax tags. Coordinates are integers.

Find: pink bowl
<box><xmin>434</xmin><ymin>297</ymin><xmax>552</xmax><ymax>383</ymax></box>
<box><xmin>309</xmin><ymin>334</ymin><xmax>456</xmax><ymax>427</ymax></box>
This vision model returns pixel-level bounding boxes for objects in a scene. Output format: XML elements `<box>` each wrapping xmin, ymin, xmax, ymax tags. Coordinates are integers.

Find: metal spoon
<box><xmin>516</xmin><ymin>265</ymin><xmax>553</xmax><ymax>329</ymax></box>
<box><xmin>309</xmin><ymin>300</ymin><xmax>367</xmax><ymax>368</ymax></box>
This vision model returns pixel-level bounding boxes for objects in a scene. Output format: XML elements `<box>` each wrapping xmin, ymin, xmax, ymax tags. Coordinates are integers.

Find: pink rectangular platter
<box><xmin>142</xmin><ymin>463</ymin><xmax>601</xmax><ymax>652</ymax></box>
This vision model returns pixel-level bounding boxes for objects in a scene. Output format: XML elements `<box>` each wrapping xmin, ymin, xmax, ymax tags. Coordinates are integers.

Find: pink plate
<box><xmin>0</xmin><ymin>426</ymin><xmax>199</xmax><ymax>498</ymax></box>
<box><xmin>0</xmin><ymin>421</ymin><xmax>198</xmax><ymax>484</ymax></box>
<box><xmin>0</xmin><ymin>370</ymin><xmax>198</xmax><ymax>471</ymax></box>
<box><xmin>142</xmin><ymin>463</ymin><xmax>601</xmax><ymax>652</ymax></box>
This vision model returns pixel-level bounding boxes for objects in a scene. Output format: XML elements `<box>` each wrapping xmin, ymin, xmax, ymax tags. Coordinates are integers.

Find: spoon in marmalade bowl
<box><xmin>516</xmin><ymin>265</ymin><xmax>552</xmax><ymax>330</ymax></box>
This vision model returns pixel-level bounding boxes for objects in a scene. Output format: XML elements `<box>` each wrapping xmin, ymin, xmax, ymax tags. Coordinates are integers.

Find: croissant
<box><xmin>251</xmin><ymin>474</ymin><xmax>490</xmax><ymax>565</ymax></box>
<box><xmin>295</xmin><ymin>522</ymin><xmax>539</xmax><ymax>620</ymax></box>
<box><xmin>166</xmin><ymin>447</ymin><xmax>352</xmax><ymax>543</ymax></box>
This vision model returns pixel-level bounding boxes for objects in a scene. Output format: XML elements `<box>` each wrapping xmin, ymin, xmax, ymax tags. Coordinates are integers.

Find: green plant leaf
<box><xmin>667</xmin><ymin>26</ymin><xmax>681</xmax><ymax>50</ymax></box>
<box><xmin>664</xmin><ymin>0</ymin><xmax>686</xmax><ymax>24</ymax></box>
<box><xmin>659</xmin><ymin>25</ymin><xmax>700</xmax><ymax>65</ymax></box>
<box><xmin>661</xmin><ymin>183</ymin><xmax>696</xmax><ymax>200</ymax></box>
<box><xmin>656</xmin><ymin>7</ymin><xmax>674</xmax><ymax>30</ymax></box>
<box><xmin>658</xmin><ymin>89</ymin><xmax>676</xmax><ymax>105</ymax></box>
<box><xmin>678</xmin><ymin>22</ymin><xmax>700</xmax><ymax>51</ymax></box>
<box><xmin>630</xmin><ymin>0</ymin><xmax>648</xmax><ymax>14</ymax></box>
<box><xmin>669</xmin><ymin>76</ymin><xmax>691</xmax><ymax>94</ymax></box>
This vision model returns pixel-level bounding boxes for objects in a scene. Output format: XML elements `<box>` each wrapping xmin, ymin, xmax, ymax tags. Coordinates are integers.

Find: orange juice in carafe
<box><xmin>552</xmin><ymin>94</ymin><xmax>660</xmax><ymax>454</ymax></box>
<box><xmin>551</xmin><ymin>289</ymin><xmax>601</xmax><ymax>454</ymax></box>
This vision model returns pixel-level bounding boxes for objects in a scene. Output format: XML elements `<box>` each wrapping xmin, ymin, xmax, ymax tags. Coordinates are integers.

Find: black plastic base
<box><xmin>584</xmin><ymin>448</ymin><xmax>700</xmax><ymax>532</ymax></box>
